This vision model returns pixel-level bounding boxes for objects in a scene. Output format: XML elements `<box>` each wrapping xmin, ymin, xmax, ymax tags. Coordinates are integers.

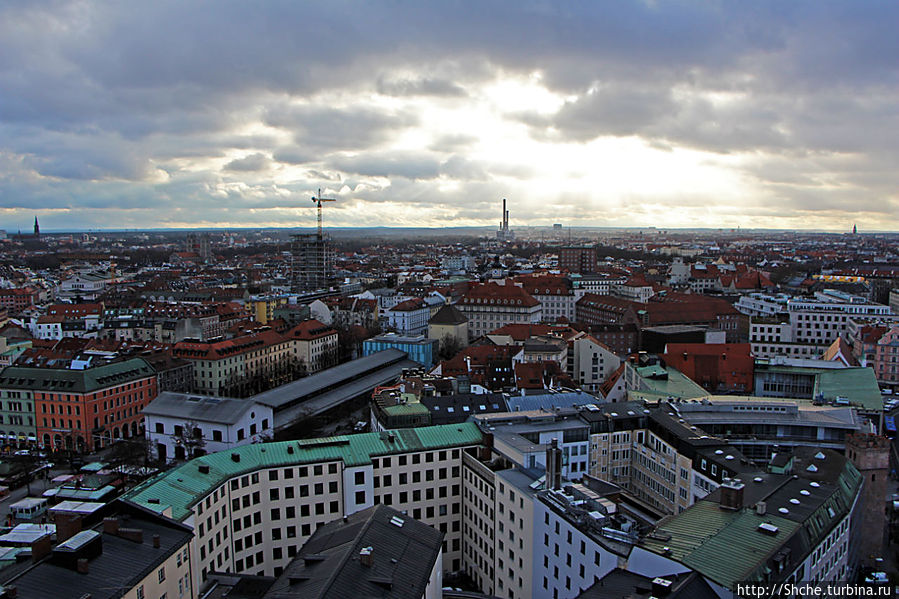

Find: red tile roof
<box><xmin>461</xmin><ymin>282</ymin><xmax>539</xmax><ymax>307</ymax></box>
<box><xmin>390</xmin><ymin>298</ymin><xmax>429</xmax><ymax>312</ymax></box>
<box><xmin>286</xmin><ymin>319</ymin><xmax>336</xmax><ymax>340</ymax></box>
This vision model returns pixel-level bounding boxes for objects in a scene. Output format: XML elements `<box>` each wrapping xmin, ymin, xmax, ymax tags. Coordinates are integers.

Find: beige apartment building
<box><xmin>284</xmin><ymin>319</ymin><xmax>339</xmax><ymax>373</ymax></box>
<box><xmin>173</xmin><ymin>329</ymin><xmax>294</xmax><ymax>397</ymax></box>
<box><xmin>123</xmin><ymin>423</ymin><xmax>484</xmax><ymax>596</ymax></box>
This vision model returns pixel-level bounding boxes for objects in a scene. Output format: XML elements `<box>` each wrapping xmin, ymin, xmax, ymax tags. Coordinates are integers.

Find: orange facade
<box><xmin>35</xmin><ymin>375</ymin><xmax>157</xmax><ymax>452</ymax></box>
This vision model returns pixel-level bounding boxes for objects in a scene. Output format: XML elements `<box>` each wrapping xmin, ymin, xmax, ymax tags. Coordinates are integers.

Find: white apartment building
<box><xmin>457</xmin><ymin>282</ymin><xmax>542</xmax><ymax>339</ymax></box>
<box><xmin>528</xmin><ymin>287</ymin><xmax>575</xmax><ymax>323</ymax></box>
<box><xmin>386</xmin><ymin>298</ymin><xmax>433</xmax><ymax>336</ymax></box>
<box><xmin>477</xmin><ymin>411</ymin><xmax>591</xmax><ymax>481</ymax></box>
<box><xmin>533</xmin><ymin>486</ymin><xmax>624</xmax><ymax>598</ymax></box>
<box><xmin>734</xmin><ymin>292</ymin><xmax>791</xmax><ymax>317</ymax></box>
<box><xmin>569</xmin><ymin>335</ymin><xmax>621</xmax><ymax>394</ymax></box>
<box><xmin>571</xmin><ymin>274</ymin><xmax>627</xmax><ymax>297</ymax></box>
<box><xmin>788</xmin><ymin>290</ymin><xmax>890</xmax><ymax>345</ymax></box>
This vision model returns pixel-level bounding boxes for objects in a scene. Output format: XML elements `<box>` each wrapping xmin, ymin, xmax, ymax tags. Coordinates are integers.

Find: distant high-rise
<box><xmin>496</xmin><ymin>197</ymin><xmax>514</xmax><ymax>241</ymax></box>
<box><xmin>186</xmin><ymin>232</ymin><xmax>211</xmax><ymax>261</ymax></box>
<box><xmin>559</xmin><ymin>246</ymin><xmax>597</xmax><ymax>274</ymax></box>
<box><xmin>290</xmin><ymin>234</ymin><xmax>335</xmax><ymax>292</ymax></box>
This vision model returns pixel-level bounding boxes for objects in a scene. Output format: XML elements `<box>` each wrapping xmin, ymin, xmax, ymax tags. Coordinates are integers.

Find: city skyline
<box><xmin>1</xmin><ymin>2</ymin><xmax>897</xmax><ymax>232</ymax></box>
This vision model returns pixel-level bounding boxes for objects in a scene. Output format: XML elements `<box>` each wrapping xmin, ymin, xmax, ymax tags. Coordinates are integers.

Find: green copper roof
<box><xmin>814</xmin><ymin>368</ymin><xmax>882</xmax><ymax>411</ymax></box>
<box><xmin>642</xmin><ymin>501</ymin><xmax>801</xmax><ymax>589</ymax></box>
<box><xmin>382</xmin><ymin>402</ymin><xmax>430</xmax><ymax>416</ymax></box>
<box><xmin>0</xmin><ymin>358</ymin><xmax>154</xmax><ymax>394</ymax></box>
<box><xmin>631</xmin><ymin>366</ymin><xmax>708</xmax><ymax>400</ymax></box>
<box><xmin>642</xmin><ymin>453</ymin><xmax>862</xmax><ymax>590</ymax></box>
<box><xmin>122</xmin><ymin>423</ymin><xmax>483</xmax><ymax>522</ymax></box>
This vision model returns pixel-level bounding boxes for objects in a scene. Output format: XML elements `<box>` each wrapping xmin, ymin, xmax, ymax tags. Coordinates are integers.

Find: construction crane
<box><xmin>311</xmin><ymin>188</ymin><xmax>337</xmax><ymax>240</ymax></box>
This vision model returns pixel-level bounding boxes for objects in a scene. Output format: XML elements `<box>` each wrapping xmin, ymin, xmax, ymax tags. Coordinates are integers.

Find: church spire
<box><xmin>33</xmin><ymin>216</ymin><xmax>40</xmax><ymax>237</ymax></box>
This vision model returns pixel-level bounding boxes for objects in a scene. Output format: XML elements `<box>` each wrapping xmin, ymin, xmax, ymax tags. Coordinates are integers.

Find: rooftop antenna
<box><xmin>311</xmin><ymin>188</ymin><xmax>337</xmax><ymax>240</ymax></box>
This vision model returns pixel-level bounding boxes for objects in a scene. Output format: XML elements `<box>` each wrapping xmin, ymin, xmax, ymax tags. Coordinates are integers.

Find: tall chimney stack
<box><xmin>546</xmin><ymin>438</ymin><xmax>563</xmax><ymax>490</ymax></box>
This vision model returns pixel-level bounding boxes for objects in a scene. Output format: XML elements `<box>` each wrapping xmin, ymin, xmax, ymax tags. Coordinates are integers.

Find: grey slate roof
<box><xmin>0</xmin><ymin>509</ymin><xmax>192</xmax><ymax>599</ymax></box>
<box><xmin>577</xmin><ymin>568</ymin><xmax>718</xmax><ymax>599</ymax></box>
<box><xmin>142</xmin><ymin>391</ymin><xmax>257</xmax><ymax>425</ymax></box>
<box><xmin>506</xmin><ymin>390</ymin><xmax>598</xmax><ymax>412</ymax></box>
<box><xmin>428</xmin><ymin>304</ymin><xmax>468</xmax><ymax>325</ymax></box>
<box><xmin>251</xmin><ymin>349</ymin><xmax>409</xmax><ymax>410</ymax></box>
<box><xmin>263</xmin><ymin>505</ymin><xmax>443</xmax><ymax>599</ymax></box>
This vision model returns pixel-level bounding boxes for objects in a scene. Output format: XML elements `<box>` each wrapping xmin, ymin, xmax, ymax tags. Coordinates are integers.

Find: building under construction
<box><xmin>290</xmin><ymin>233</ymin><xmax>335</xmax><ymax>292</ymax></box>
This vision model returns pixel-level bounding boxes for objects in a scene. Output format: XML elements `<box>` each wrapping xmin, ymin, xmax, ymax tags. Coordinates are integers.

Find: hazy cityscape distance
<box><xmin>1</xmin><ymin>3</ymin><xmax>899</xmax><ymax>599</ymax></box>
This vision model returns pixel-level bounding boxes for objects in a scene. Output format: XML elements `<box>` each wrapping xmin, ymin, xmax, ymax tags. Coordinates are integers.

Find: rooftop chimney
<box><xmin>103</xmin><ymin>517</ymin><xmax>120</xmax><ymax>535</ymax></box>
<box><xmin>117</xmin><ymin>528</ymin><xmax>144</xmax><ymax>544</ymax></box>
<box><xmin>77</xmin><ymin>558</ymin><xmax>89</xmax><ymax>575</ymax></box>
<box><xmin>31</xmin><ymin>534</ymin><xmax>52</xmax><ymax>564</ymax></box>
<box><xmin>359</xmin><ymin>546</ymin><xmax>373</xmax><ymax>567</ymax></box>
<box><xmin>719</xmin><ymin>479</ymin><xmax>745</xmax><ymax>511</ymax></box>
<box><xmin>57</xmin><ymin>515</ymin><xmax>83</xmax><ymax>543</ymax></box>
<box><xmin>546</xmin><ymin>438</ymin><xmax>563</xmax><ymax>491</ymax></box>
<box><xmin>152</xmin><ymin>534</ymin><xmax>160</xmax><ymax>549</ymax></box>
<box><xmin>652</xmin><ymin>577</ymin><xmax>674</xmax><ymax>597</ymax></box>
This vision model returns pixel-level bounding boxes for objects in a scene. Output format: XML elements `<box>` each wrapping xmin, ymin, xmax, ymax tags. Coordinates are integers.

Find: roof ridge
<box><xmin>314</xmin><ymin>506</ymin><xmax>385</xmax><ymax>597</ymax></box>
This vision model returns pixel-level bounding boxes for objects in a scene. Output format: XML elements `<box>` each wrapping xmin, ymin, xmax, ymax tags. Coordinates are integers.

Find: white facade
<box><xmin>788</xmin><ymin>290</ymin><xmax>890</xmax><ymax>346</ymax></box>
<box><xmin>386</xmin><ymin>303</ymin><xmax>430</xmax><ymax>336</ymax></box>
<box><xmin>533</xmin><ymin>492</ymin><xmax>619</xmax><ymax>598</ymax></box>
<box><xmin>532</xmin><ymin>291</ymin><xmax>575</xmax><ymax>323</ymax></box>
<box><xmin>570</xmin><ymin>336</ymin><xmax>621</xmax><ymax>394</ymax></box>
<box><xmin>458</xmin><ymin>302</ymin><xmax>543</xmax><ymax>339</ymax></box>
<box><xmin>144</xmin><ymin>400</ymin><xmax>273</xmax><ymax>462</ymax></box>
<box><xmin>735</xmin><ymin>293</ymin><xmax>791</xmax><ymax>317</ymax></box>
<box><xmin>612</xmin><ymin>282</ymin><xmax>655</xmax><ymax>303</ymax></box>
<box><xmin>58</xmin><ymin>273</ymin><xmax>109</xmax><ymax>299</ymax></box>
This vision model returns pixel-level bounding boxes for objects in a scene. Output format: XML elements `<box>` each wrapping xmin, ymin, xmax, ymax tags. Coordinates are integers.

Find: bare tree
<box><xmin>438</xmin><ymin>333</ymin><xmax>463</xmax><ymax>361</ymax></box>
<box><xmin>173</xmin><ymin>420</ymin><xmax>207</xmax><ymax>459</ymax></box>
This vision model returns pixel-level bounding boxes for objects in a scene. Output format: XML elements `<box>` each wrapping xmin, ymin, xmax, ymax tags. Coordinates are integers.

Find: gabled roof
<box><xmin>822</xmin><ymin>337</ymin><xmax>859</xmax><ymax>367</ymax></box>
<box><xmin>428</xmin><ymin>304</ymin><xmax>468</xmax><ymax>326</ymax></box>
<box><xmin>598</xmin><ymin>362</ymin><xmax>627</xmax><ymax>398</ymax></box>
<box><xmin>142</xmin><ymin>391</ymin><xmax>257</xmax><ymax>425</ymax></box>
<box><xmin>389</xmin><ymin>297</ymin><xmax>428</xmax><ymax>312</ymax></box>
<box><xmin>460</xmin><ymin>282</ymin><xmax>539</xmax><ymax>307</ymax></box>
<box><xmin>264</xmin><ymin>505</ymin><xmax>443</xmax><ymax>599</ymax></box>
<box><xmin>285</xmin><ymin>319</ymin><xmax>336</xmax><ymax>341</ymax></box>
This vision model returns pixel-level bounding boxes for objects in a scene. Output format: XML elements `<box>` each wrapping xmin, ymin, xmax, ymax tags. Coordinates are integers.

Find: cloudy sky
<box><xmin>1</xmin><ymin>1</ymin><xmax>897</xmax><ymax>232</ymax></box>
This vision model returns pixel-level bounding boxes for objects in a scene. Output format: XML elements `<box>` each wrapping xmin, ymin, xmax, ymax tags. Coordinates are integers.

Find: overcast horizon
<box><xmin>1</xmin><ymin>1</ymin><xmax>897</xmax><ymax>232</ymax></box>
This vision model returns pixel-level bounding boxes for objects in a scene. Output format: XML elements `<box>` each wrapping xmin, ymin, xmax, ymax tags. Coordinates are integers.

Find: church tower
<box><xmin>33</xmin><ymin>216</ymin><xmax>40</xmax><ymax>238</ymax></box>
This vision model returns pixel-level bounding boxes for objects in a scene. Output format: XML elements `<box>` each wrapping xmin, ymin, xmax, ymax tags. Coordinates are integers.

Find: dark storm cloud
<box><xmin>0</xmin><ymin>1</ymin><xmax>897</xmax><ymax>228</ymax></box>
<box><xmin>328</xmin><ymin>152</ymin><xmax>442</xmax><ymax>180</ymax></box>
<box><xmin>376</xmin><ymin>77</ymin><xmax>467</xmax><ymax>98</ymax></box>
<box><xmin>224</xmin><ymin>153</ymin><xmax>272</xmax><ymax>172</ymax></box>
<box><xmin>263</xmin><ymin>105</ymin><xmax>419</xmax><ymax>152</ymax></box>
